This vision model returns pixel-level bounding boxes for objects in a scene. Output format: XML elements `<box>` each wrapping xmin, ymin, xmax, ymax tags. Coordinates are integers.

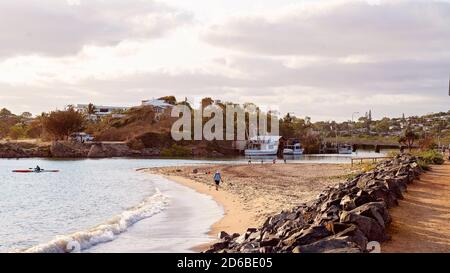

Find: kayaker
<box><xmin>35</xmin><ymin>165</ymin><xmax>42</xmax><ymax>172</ymax></box>
<box><xmin>213</xmin><ymin>170</ymin><xmax>223</xmax><ymax>191</ymax></box>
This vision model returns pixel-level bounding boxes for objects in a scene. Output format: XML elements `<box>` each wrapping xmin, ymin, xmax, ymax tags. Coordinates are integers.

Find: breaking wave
<box><xmin>19</xmin><ymin>189</ymin><xmax>169</xmax><ymax>253</ymax></box>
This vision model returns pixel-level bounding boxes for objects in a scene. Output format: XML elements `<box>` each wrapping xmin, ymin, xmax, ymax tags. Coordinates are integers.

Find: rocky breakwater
<box><xmin>207</xmin><ymin>154</ymin><xmax>423</xmax><ymax>253</ymax></box>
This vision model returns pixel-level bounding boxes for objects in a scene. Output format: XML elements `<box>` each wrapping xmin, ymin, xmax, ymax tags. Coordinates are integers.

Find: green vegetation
<box><xmin>160</xmin><ymin>144</ymin><xmax>192</xmax><ymax>157</ymax></box>
<box><xmin>414</xmin><ymin>150</ymin><xmax>445</xmax><ymax>165</ymax></box>
<box><xmin>0</xmin><ymin>108</ymin><xmax>42</xmax><ymax>140</ymax></box>
<box><xmin>41</xmin><ymin>107</ymin><xmax>85</xmax><ymax>140</ymax></box>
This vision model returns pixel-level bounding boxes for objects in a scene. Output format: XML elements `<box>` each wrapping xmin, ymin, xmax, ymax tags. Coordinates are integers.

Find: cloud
<box><xmin>0</xmin><ymin>0</ymin><xmax>192</xmax><ymax>58</ymax></box>
<box><xmin>203</xmin><ymin>0</ymin><xmax>450</xmax><ymax>58</ymax></box>
<box><xmin>0</xmin><ymin>0</ymin><xmax>448</xmax><ymax>121</ymax></box>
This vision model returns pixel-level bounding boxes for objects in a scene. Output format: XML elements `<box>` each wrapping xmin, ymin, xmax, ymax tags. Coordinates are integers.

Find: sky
<box><xmin>0</xmin><ymin>0</ymin><xmax>449</xmax><ymax>121</ymax></box>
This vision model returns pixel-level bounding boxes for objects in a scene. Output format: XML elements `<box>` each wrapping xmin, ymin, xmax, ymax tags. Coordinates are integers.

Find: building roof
<box><xmin>75</xmin><ymin>104</ymin><xmax>130</xmax><ymax>110</ymax></box>
<box><xmin>248</xmin><ymin>135</ymin><xmax>281</xmax><ymax>142</ymax></box>
<box><xmin>141</xmin><ymin>99</ymin><xmax>174</xmax><ymax>109</ymax></box>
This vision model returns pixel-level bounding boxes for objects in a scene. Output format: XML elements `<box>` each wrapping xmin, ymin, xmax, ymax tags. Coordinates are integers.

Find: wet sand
<box><xmin>147</xmin><ymin>163</ymin><xmax>353</xmax><ymax>250</ymax></box>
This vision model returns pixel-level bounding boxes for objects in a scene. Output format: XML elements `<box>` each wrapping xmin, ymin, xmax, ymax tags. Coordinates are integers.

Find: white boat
<box><xmin>338</xmin><ymin>144</ymin><xmax>353</xmax><ymax>154</ymax></box>
<box><xmin>244</xmin><ymin>135</ymin><xmax>281</xmax><ymax>156</ymax></box>
<box><xmin>283</xmin><ymin>143</ymin><xmax>304</xmax><ymax>155</ymax></box>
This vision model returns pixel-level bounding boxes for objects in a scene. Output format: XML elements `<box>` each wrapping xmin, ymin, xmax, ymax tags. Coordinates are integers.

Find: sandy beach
<box><xmin>148</xmin><ymin>163</ymin><xmax>354</xmax><ymax>249</ymax></box>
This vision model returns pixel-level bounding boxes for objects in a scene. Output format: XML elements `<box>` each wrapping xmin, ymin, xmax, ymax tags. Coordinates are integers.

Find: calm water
<box><xmin>0</xmin><ymin>151</ymin><xmax>388</xmax><ymax>252</ymax></box>
<box><xmin>0</xmin><ymin>158</ymin><xmax>227</xmax><ymax>252</ymax></box>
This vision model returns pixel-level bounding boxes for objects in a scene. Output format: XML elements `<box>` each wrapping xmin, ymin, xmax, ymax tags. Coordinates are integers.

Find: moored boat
<box><xmin>338</xmin><ymin>144</ymin><xmax>353</xmax><ymax>154</ymax></box>
<box><xmin>244</xmin><ymin>135</ymin><xmax>281</xmax><ymax>156</ymax></box>
<box><xmin>283</xmin><ymin>142</ymin><xmax>304</xmax><ymax>155</ymax></box>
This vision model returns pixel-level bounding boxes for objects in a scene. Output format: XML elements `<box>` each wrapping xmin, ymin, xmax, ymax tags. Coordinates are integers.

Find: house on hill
<box><xmin>141</xmin><ymin>99</ymin><xmax>174</xmax><ymax>120</ymax></box>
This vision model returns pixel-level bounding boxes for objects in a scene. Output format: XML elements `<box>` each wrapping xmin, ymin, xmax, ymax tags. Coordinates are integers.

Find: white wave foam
<box><xmin>19</xmin><ymin>189</ymin><xmax>169</xmax><ymax>253</ymax></box>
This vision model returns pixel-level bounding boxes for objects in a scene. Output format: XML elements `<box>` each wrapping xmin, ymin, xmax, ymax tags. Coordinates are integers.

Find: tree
<box><xmin>20</xmin><ymin>112</ymin><xmax>33</xmax><ymax>119</ymax></box>
<box><xmin>42</xmin><ymin>108</ymin><xmax>84</xmax><ymax>140</ymax></box>
<box><xmin>201</xmin><ymin>97</ymin><xmax>214</xmax><ymax>110</ymax></box>
<box><xmin>375</xmin><ymin>117</ymin><xmax>390</xmax><ymax>133</ymax></box>
<box><xmin>398</xmin><ymin>126</ymin><xmax>418</xmax><ymax>152</ymax></box>
<box><xmin>0</xmin><ymin>108</ymin><xmax>12</xmax><ymax>118</ymax></box>
<box><xmin>87</xmin><ymin>103</ymin><xmax>96</xmax><ymax>115</ymax></box>
<box><xmin>158</xmin><ymin>96</ymin><xmax>177</xmax><ymax>105</ymax></box>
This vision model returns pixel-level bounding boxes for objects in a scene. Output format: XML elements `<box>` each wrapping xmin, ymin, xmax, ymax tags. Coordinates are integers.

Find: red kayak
<box><xmin>12</xmin><ymin>170</ymin><xmax>59</xmax><ymax>173</ymax></box>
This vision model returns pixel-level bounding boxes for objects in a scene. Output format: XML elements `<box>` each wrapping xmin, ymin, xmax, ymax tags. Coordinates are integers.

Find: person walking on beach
<box><xmin>213</xmin><ymin>170</ymin><xmax>223</xmax><ymax>191</ymax></box>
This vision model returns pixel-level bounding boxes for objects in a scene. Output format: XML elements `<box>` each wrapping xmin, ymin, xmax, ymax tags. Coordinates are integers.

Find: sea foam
<box><xmin>19</xmin><ymin>189</ymin><xmax>169</xmax><ymax>253</ymax></box>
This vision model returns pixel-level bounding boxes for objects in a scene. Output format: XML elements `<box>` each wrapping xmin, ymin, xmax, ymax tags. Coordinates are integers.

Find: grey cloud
<box><xmin>203</xmin><ymin>1</ymin><xmax>450</xmax><ymax>58</ymax></box>
<box><xmin>0</xmin><ymin>0</ymin><xmax>192</xmax><ymax>58</ymax></box>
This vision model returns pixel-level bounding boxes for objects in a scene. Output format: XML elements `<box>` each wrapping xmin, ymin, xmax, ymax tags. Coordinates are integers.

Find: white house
<box><xmin>141</xmin><ymin>99</ymin><xmax>174</xmax><ymax>112</ymax></box>
<box><xmin>141</xmin><ymin>99</ymin><xmax>174</xmax><ymax>120</ymax></box>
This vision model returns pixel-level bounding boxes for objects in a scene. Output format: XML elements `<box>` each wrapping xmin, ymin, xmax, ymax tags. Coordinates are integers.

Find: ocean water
<box><xmin>0</xmin><ymin>158</ymin><xmax>226</xmax><ymax>253</ymax></box>
<box><xmin>0</xmin><ymin>152</ymin><xmax>388</xmax><ymax>253</ymax></box>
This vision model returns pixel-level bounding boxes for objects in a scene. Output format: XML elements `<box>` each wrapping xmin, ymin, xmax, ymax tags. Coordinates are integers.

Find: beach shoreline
<box><xmin>147</xmin><ymin>163</ymin><xmax>354</xmax><ymax>252</ymax></box>
<box><xmin>158</xmin><ymin>174</ymin><xmax>256</xmax><ymax>252</ymax></box>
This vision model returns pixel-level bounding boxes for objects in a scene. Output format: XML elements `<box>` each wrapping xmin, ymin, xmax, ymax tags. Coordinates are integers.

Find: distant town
<box><xmin>0</xmin><ymin>96</ymin><xmax>449</xmax><ymax>158</ymax></box>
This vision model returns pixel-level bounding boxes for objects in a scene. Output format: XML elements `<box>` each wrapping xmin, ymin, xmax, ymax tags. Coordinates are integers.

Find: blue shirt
<box><xmin>214</xmin><ymin>173</ymin><xmax>221</xmax><ymax>182</ymax></box>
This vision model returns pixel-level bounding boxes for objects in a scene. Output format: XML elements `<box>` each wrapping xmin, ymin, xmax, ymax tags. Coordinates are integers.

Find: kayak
<box><xmin>12</xmin><ymin>170</ymin><xmax>59</xmax><ymax>173</ymax></box>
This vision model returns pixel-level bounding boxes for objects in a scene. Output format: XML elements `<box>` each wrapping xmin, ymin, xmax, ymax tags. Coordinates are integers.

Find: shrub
<box><xmin>414</xmin><ymin>150</ymin><xmax>444</xmax><ymax>165</ymax></box>
<box><xmin>8</xmin><ymin>124</ymin><xmax>27</xmax><ymax>139</ymax></box>
<box><xmin>160</xmin><ymin>144</ymin><xmax>191</xmax><ymax>157</ymax></box>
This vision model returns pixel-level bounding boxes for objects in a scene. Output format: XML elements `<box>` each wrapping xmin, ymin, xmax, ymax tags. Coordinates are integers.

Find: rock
<box><xmin>366</xmin><ymin>186</ymin><xmax>398</xmax><ymax>208</ymax></box>
<box><xmin>205</xmin><ymin>241</ymin><xmax>229</xmax><ymax>253</ymax></box>
<box><xmin>235</xmin><ymin>233</ymin><xmax>247</xmax><ymax>244</ymax></box>
<box><xmin>260</xmin><ymin>237</ymin><xmax>280</xmax><ymax>247</ymax></box>
<box><xmin>140</xmin><ymin>148</ymin><xmax>160</xmax><ymax>156</ymax></box>
<box><xmin>334</xmin><ymin>224</ymin><xmax>368</xmax><ymax>250</ymax></box>
<box><xmin>218</xmin><ymin>231</ymin><xmax>230</xmax><ymax>240</ymax></box>
<box><xmin>384</xmin><ymin>178</ymin><xmax>404</xmax><ymax>200</ymax></box>
<box><xmin>205</xmin><ymin>154</ymin><xmax>422</xmax><ymax>253</ymax></box>
<box><xmin>293</xmin><ymin>237</ymin><xmax>360</xmax><ymax>253</ymax></box>
<box><xmin>239</xmin><ymin>242</ymin><xmax>260</xmax><ymax>253</ymax></box>
<box><xmin>247</xmin><ymin>231</ymin><xmax>261</xmax><ymax>241</ymax></box>
<box><xmin>275</xmin><ymin>219</ymin><xmax>306</xmax><ymax>237</ymax></box>
<box><xmin>314</xmin><ymin>205</ymin><xmax>340</xmax><ymax>225</ymax></box>
<box><xmin>283</xmin><ymin>225</ymin><xmax>331</xmax><ymax>247</ymax></box>
<box><xmin>51</xmin><ymin>141</ymin><xmax>89</xmax><ymax>158</ymax></box>
<box><xmin>340</xmin><ymin>195</ymin><xmax>356</xmax><ymax>211</ymax></box>
<box><xmin>87</xmin><ymin>143</ymin><xmax>133</xmax><ymax>158</ymax></box>
<box><xmin>323</xmin><ymin>247</ymin><xmax>362</xmax><ymax>253</ymax></box>
<box><xmin>211</xmin><ymin>150</ymin><xmax>225</xmax><ymax>157</ymax></box>
<box><xmin>354</xmin><ymin>190</ymin><xmax>375</xmax><ymax>207</ymax></box>
<box><xmin>340</xmin><ymin>209</ymin><xmax>388</xmax><ymax>242</ymax></box>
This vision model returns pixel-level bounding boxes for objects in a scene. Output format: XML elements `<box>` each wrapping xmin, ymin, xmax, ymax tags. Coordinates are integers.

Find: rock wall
<box><xmin>50</xmin><ymin>141</ymin><xmax>90</xmax><ymax>158</ymax></box>
<box><xmin>87</xmin><ymin>143</ymin><xmax>139</xmax><ymax>158</ymax></box>
<box><xmin>207</xmin><ymin>154</ymin><xmax>423</xmax><ymax>253</ymax></box>
<box><xmin>0</xmin><ymin>142</ymin><xmax>51</xmax><ymax>158</ymax></box>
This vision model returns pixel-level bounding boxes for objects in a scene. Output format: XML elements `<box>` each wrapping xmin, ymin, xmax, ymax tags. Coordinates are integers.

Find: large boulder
<box><xmin>282</xmin><ymin>225</ymin><xmax>331</xmax><ymax>247</ymax></box>
<box><xmin>50</xmin><ymin>141</ymin><xmax>89</xmax><ymax>158</ymax></box>
<box><xmin>293</xmin><ymin>237</ymin><xmax>361</xmax><ymax>253</ymax></box>
<box><xmin>340</xmin><ymin>202</ymin><xmax>390</xmax><ymax>242</ymax></box>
